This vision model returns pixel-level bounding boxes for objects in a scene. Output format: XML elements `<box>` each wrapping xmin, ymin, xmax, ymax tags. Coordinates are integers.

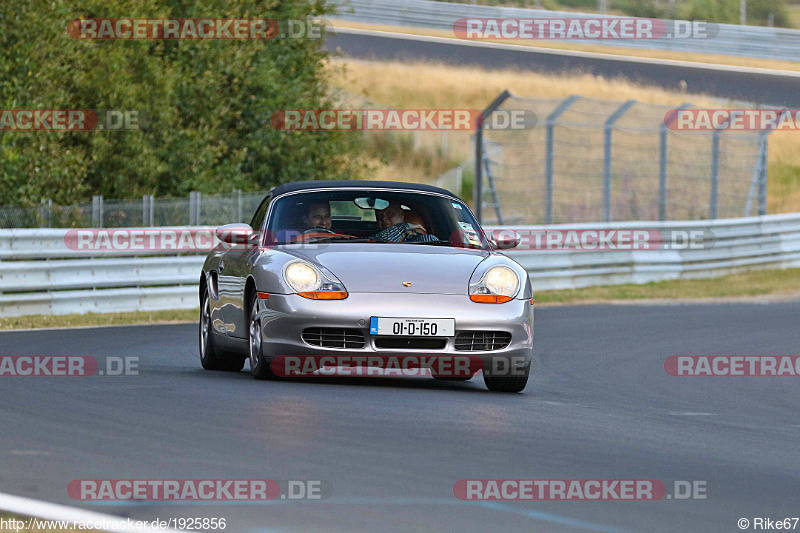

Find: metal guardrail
<box><xmin>1</xmin><ymin>214</ymin><xmax>799</xmax><ymax>316</ymax></box>
<box><xmin>329</xmin><ymin>0</ymin><xmax>800</xmax><ymax>62</ymax></box>
<box><xmin>488</xmin><ymin>213</ymin><xmax>800</xmax><ymax>290</ymax></box>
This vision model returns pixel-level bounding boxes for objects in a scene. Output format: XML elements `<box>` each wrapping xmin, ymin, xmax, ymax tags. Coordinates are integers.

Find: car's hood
<box><xmin>287</xmin><ymin>244</ymin><xmax>491</xmax><ymax>294</ymax></box>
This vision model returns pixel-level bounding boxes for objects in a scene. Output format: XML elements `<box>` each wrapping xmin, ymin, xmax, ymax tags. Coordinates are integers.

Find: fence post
<box><xmin>92</xmin><ymin>195</ymin><xmax>104</xmax><ymax>228</ymax></box>
<box><xmin>603</xmin><ymin>100</ymin><xmax>636</xmax><ymax>222</ymax></box>
<box><xmin>474</xmin><ymin>127</ymin><xmax>483</xmax><ymax>221</ymax></box>
<box><xmin>710</xmin><ymin>130</ymin><xmax>721</xmax><ymax>219</ymax></box>
<box><xmin>149</xmin><ymin>195</ymin><xmax>155</xmax><ymax>226</ymax></box>
<box><xmin>660</xmin><ymin>103</ymin><xmax>691</xmax><ymax>221</ymax></box>
<box><xmin>758</xmin><ymin>131</ymin><xmax>769</xmax><ymax>216</ymax></box>
<box><xmin>40</xmin><ymin>199</ymin><xmax>53</xmax><ymax>228</ymax></box>
<box><xmin>196</xmin><ymin>192</ymin><xmax>202</xmax><ymax>226</ymax></box>
<box><xmin>237</xmin><ymin>189</ymin><xmax>243</xmax><ymax>223</ymax></box>
<box><xmin>546</xmin><ymin>95</ymin><xmax>580</xmax><ymax>224</ymax></box>
<box><xmin>142</xmin><ymin>195</ymin><xmax>148</xmax><ymax>227</ymax></box>
<box><xmin>474</xmin><ymin>90</ymin><xmax>512</xmax><ymax>223</ymax></box>
<box><xmin>189</xmin><ymin>192</ymin><xmax>196</xmax><ymax>225</ymax></box>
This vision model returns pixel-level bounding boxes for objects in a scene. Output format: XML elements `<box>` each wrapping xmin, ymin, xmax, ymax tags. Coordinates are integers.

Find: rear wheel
<box><xmin>199</xmin><ymin>292</ymin><xmax>245</xmax><ymax>371</ymax></box>
<box><xmin>249</xmin><ymin>293</ymin><xmax>277</xmax><ymax>380</ymax></box>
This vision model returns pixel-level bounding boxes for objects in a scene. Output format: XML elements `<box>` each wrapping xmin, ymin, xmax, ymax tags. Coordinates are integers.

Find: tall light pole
<box><xmin>740</xmin><ymin>0</ymin><xmax>747</xmax><ymax>25</ymax></box>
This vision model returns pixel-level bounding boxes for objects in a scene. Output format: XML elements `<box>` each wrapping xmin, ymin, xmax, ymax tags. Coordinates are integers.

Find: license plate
<box><xmin>370</xmin><ymin>317</ymin><xmax>455</xmax><ymax>337</ymax></box>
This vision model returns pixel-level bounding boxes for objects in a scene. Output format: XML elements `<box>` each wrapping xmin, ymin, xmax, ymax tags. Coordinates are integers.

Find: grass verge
<box><xmin>0</xmin><ymin>309</ymin><xmax>198</xmax><ymax>331</ymax></box>
<box><xmin>534</xmin><ymin>267</ymin><xmax>800</xmax><ymax>304</ymax></box>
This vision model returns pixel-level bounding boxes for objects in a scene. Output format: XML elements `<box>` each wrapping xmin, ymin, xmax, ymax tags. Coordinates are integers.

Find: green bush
<box><xmin>0</xmin><ymin>0</ymin><xmax>364</xmax><ymax>206</ymax></box>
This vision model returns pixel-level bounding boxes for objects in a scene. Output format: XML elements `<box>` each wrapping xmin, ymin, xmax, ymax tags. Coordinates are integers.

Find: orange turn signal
<box><xmin>298</xmin><ymin>291</ymin><xmax>348</xmax><ymax>300</ymax></box>
<box><xmin>257</xmin><ymin>292</ymin><xmax>270</xmax><ymax>300</ymax></box>
<box><xmin>469</xmin><ymin>294</ymin><xmax>513</xmax><ymax>304</ymax></box>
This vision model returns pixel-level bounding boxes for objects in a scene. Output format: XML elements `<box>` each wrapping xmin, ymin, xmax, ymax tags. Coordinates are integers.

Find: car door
<box><xmin>219</xmin><ymin>196</ymin><xmax>269</xmax><ymax>338</ymax></box>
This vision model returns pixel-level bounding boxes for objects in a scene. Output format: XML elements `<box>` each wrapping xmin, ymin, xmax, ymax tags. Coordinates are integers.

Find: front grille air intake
<box><xmin>455</xmin><ymin>331</ymin><xmax>512</xmax><ymax>351</ymax></box>
<box><xmin>374</xmin><ymin>337</ymin><xmax>447</xmax><ymax>350</ymax></box>
<box><xmin>302</xmin><ymin>328</ymin><xmax>365</xmax><ymax>349</ymax></box>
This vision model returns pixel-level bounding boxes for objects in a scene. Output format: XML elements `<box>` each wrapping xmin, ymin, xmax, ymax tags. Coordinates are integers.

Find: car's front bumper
<box><xmin>255</xmin><ymin>292</ymin><xmax>535</xmax><ymax>374</ymax></box>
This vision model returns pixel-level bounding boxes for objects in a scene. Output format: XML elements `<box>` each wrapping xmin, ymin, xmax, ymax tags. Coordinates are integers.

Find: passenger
<box><xmin>371</xmin><ymin>202</ymin><xmax>437</xmax><ymax>242</ymax></box>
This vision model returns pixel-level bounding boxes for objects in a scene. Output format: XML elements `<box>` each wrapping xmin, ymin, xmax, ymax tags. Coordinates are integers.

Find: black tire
<box><xmin>248</xmin><ymin>292</ymin><xmax>278</xmax><ymax>380</ymax></box>
<box><xmin>483</xmin><ymin>360</ymin><xmax>530</xmax><ymax>393</ymax></box>
<box><xmin>200</xmin><ymin>292</ymin><xmax>246</xmax><ymax>371</ymax></box>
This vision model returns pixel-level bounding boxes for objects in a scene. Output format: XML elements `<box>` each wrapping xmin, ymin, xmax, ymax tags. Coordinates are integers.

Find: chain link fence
<box><xmin>476</xmin><ymin>92</ymin><xmax>768</xmax><ymax>225</ymax></box>
<box><xmin>1</xmin><ymin>93</ymin><xmax>769</xmax><ymax>228</ymax></box>
<box><xmin>0</xmin><ymin>191</ymin><xmax>267</xmax><ymax>229</ymax></box>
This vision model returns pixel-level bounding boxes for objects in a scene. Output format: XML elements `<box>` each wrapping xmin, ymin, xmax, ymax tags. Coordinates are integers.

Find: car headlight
<box><xmin>469</xmin><ymin>266</ymin><xmax>519</xmax><ymax>303</ymax></box>
<box><xmin>283</xmin><ymin>261</ymin><xmax>347</xmax><ymax>300</ymax></box>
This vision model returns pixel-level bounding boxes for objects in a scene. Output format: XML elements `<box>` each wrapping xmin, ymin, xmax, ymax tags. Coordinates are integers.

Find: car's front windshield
<box><xmin>265</xmin><ymin>189</ymin><xmax>489</xmax><ymax>249</ymax></box>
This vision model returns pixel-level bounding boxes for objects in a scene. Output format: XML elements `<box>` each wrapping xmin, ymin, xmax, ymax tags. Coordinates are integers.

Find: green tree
<box><xmin>0</xmin><ymin>0</ymin><xmax>363</xmax><ymax>206</ymax></box>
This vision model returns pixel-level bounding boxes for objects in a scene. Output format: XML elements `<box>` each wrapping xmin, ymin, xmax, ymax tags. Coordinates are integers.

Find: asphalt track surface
<box><xmin>2</xmin><ymin>302</ymin><xmax>800</xmax><ymax>532</ymax></box>
<box><xmin>326</xmin><ymin>29</ymin><xmax>800</xmax><ymax>107</ymax></box>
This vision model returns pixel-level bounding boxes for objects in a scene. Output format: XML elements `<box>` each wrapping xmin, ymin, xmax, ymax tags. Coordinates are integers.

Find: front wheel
<box><xmin>200</xmin><ymin>293</ymin><xmax>245</xmax><ymax>371</ymax></box>
<box><xmin>483</xmin><ymin>360</ymin><xmax>530</xmax><ymax>392</ymax></box>
<box><xmin>249</xmin><ymin>293</ymin><xmax>277</xmax><ymax>380</ymax></box>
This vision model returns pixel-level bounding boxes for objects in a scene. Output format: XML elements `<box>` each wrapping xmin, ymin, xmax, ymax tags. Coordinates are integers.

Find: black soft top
<box><xmin>269</xmin><ymin>180</ymin><xmax>460</xmax><ymax>200</ymax></box>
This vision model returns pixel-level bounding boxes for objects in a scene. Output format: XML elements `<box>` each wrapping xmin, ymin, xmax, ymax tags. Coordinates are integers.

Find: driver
<box><xmin>371</xmin><ymin>202</ymin><xmax>437</xmax><ymax>242</ymax></box>
<box><xmin>302</xmin><ymin>202</ymin><xmax>332</xmax><ymax>231</ymax></box>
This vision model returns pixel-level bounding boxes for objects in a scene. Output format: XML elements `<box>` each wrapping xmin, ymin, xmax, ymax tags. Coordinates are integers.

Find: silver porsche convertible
<box><xmin>199</xmin><ymin>180</ymin><xmax>534</xmax><ymax>392</ymax></box>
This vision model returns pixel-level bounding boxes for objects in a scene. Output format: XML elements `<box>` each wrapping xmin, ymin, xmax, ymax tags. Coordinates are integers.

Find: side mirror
<box><xmin>215</xmin><ymin>223</ymin><xmax>257</xmax><ymax>245</ymax></box>
<box><xmin>490</xmin><ymin>230</ymin><xmax>521</xmax><ymax>250</ymax></box>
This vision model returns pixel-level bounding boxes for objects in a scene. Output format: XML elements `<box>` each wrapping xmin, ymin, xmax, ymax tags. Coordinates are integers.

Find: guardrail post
<box><xmin>710</xmin><ymin>129</ymin><xmax>721</xmax><ymax>219</ymax></box>
<box><xmin>603</xmin><ymin>100</ymin><xmax>636</xmax><ymax>222</ymax></box>
<box><xmin>474</xmin><ymin>90</ymin><xmax>512</xmax><ymax>223</ymax></box>
<box><xmin>546</xmin><ymin>95</ymin><xmax>580</xmax><ymax>224</ymax></box>
<box><xmin>660</xmin><ymin>103</ymin><xmax>691</xmax><ymax>221</ymax></box>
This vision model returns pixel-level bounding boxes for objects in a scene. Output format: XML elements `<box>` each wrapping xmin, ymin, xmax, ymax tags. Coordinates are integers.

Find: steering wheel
<box><xmin>292</xmin><ymin>227</ymin><xmax>356</xmax><ymax>243</ymax></box>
